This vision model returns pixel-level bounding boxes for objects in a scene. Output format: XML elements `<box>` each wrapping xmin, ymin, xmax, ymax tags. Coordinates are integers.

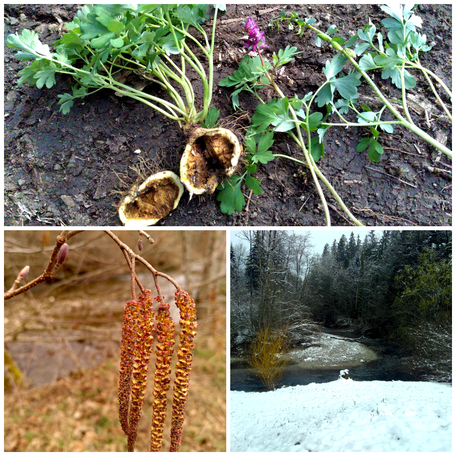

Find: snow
<box><xmin>286</xmin><ymin>332</ymin><xmax>378</xmax><ymax>368</ymax></box>
<box><xmin>230</xmin><ymin>379</ymin><xmax>452</xmax><ymax>452</ymax></box>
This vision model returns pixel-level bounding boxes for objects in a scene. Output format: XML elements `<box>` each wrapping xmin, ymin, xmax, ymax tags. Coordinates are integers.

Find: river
<box><xmin>231</xmin><ymin>328</ymin><xmax>424</xmax><ymax>392</ymax></box>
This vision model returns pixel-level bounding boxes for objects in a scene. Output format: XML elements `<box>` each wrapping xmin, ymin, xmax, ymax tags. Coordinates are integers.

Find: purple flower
<box><xmin>244</xmin><ymin>17</ymin><xmax>268</xmax><ymax>52</ymax></box>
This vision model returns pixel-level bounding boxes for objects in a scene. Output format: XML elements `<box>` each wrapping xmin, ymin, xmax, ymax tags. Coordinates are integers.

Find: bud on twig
<box><xmin>138</xmin><ymin>239</ymin><xmax>143</xmax><ymax>251</ymax></box>
<box><xmin>57</xmin><ymin>243</ymin><xmax>69</xmax><ymax>265</ymax></box>
<box><xmin>19</xmin><ymin>265</ymin><xmax>30</xmax><ymax>279</ymax></box>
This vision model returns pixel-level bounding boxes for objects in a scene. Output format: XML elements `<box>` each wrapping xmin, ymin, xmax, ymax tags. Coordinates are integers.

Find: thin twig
<box><xmin>364</xmin><ymin>165</ymin><xmax>417</xmax><ymax>188</ymax></box>
<box><xmin>4</xmin><ymin>231</ymin><xmax>81</xmax><ymax>300</ymax></box>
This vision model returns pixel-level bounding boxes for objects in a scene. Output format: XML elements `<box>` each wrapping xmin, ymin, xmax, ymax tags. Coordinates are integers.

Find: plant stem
<box><xmin>305</xmin><ymin>23</ymin><xmax>452</xmax><ymax>159</ymax></box>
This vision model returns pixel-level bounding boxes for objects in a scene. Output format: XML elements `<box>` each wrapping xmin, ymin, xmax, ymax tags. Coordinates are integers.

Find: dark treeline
<box><xmin>231</xmin><ymin>230</ymin><xmax>451</xmax><ymax>380</ymax></box>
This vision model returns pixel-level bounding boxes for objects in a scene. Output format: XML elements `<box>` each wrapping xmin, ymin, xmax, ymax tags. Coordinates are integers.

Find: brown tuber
<box><xmin>180</xmin><ymin>127</ymin><xmax>242</xmax><ymax>197</ymax></box>
<box><xmin>119</xmin><ymin>171</ymin><xmax>184</xmax><ymax>227</ymax></box>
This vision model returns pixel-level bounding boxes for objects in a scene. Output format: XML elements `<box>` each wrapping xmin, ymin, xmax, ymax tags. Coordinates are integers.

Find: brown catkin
<box><xmin>150</xmin><ymin>297</ymin><xmax>176</xmax><ymax>452</ymax></box>
<box><xmin>127</xmin><ymin>290</ymin><xmax>155</xmax><ymax>452</ymax></box>
<box><xmin>118</xmin><ymin>300</ymin><xmax>141</xmax><ymax>436</ymax></box>
<box><xmin>169</xmin><ymin>289</ymin><xmax>197</xmax><ymax>452</ymax></box>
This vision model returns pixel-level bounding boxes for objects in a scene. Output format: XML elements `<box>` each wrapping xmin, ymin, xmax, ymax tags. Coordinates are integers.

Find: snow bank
<box><xmin>286</xmin><ymin>332</ymin><xmax>378</xmax><ymax>368</ymax></box>
<box><xmin>230</xmin><ymin>380</ymin><xmax>451</xmax><ymax>452</ymax></box>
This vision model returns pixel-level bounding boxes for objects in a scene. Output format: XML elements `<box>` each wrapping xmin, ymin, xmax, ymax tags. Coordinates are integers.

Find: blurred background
<box><xmin>4</xmin><ymin>229</ymin><xmax>226</xmax><ymax>451</ymax></box>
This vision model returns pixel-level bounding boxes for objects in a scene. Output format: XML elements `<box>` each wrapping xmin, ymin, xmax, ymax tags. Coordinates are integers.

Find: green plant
<box><xmin>247</xmin><ymin>326</ymin><xmax>289</xmax><ymax>391</ymax></box>
<box><xmin>219</xmin><ymin>5</ymin><xmax>451</xmax><ymax>225</ymax></box>
<box><xmin>7</xmin><ymin>4</ymin><xmax>221</xmax><ymax>129</ymax></box>
<box><xmin>273</xmin><ymin>4</ymin><xmax>452</xmax><ymax>159</ymax></box>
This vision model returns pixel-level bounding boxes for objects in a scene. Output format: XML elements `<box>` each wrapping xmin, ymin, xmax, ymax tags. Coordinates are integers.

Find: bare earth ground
<box><xmin>4</xmin><ymin>4</ymin><xmax>452</xmax><ymax>226</ymax></box>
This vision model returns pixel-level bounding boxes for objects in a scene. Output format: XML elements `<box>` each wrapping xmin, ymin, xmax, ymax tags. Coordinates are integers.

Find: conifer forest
<box><xmin>231</xmin><ymin>230</ymin><xmax>452</xmax><ymax>382</ymax></box>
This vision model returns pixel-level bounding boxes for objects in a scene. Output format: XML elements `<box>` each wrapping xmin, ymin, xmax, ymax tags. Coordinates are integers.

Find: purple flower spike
<box><xmin>244</xmin><ymin>16</ymin><xmax>268</xmax><ymax>52</ymax></box>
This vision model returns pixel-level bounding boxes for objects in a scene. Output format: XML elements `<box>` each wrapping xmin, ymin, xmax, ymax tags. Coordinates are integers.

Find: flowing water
<box><xmin>231</xmin><ymin>329</ymin><xmax>420</xmax><ymax>392</ymax></box>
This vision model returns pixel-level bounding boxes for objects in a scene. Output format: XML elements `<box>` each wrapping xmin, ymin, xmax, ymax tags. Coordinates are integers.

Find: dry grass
<box><xmin>4</xmin><ymin>230</ymin><xmax>226</xmax><ymax>452</ymax></box>
<box><xmin>4</xmin><ymin>328</ymin><xmax>226</xmax><ymax>452</ymax></box>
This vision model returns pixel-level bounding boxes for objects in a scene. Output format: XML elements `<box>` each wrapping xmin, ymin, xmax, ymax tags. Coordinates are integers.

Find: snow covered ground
<box><xmin>230</xmin><ymin>379</ymin><xmax>452</xmax><ymax>452</ymax></box>
<box><xmin>287</xmin><ymin>332</ymin><xmax>378</xmax><ymax>368</ymax></box>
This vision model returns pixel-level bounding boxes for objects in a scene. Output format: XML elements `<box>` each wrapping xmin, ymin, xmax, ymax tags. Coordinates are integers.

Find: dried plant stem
<box><xmin>170</xmin><ymin>289</ymin><xmax>198</xmax><ymax>452</ymax></box>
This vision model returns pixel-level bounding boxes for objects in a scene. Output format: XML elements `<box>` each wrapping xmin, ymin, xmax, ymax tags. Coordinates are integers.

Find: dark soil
<box><xmin>4</xmin><ymin>4</ymin><xmax>452</xmax><ymax>226</ymax></box>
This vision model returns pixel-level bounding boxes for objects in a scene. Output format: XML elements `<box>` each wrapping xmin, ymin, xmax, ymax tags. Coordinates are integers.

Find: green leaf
<box><xmin>310</xmin><ymin>135</ymin><xmax>324</xmax><ymax>161</ymax></box>
<box><xmin>218</xmin><ymin>55</ymin><xmax>270</xmax><ymax>109</ymax></box>
<box><xmin>381</xmin><ymin>67</ymin><xmax>416</xmax><ymax>89</ymax></box>
<box><xmin>110</xmin><ymin>37</ymin><xmax>124</xmax><ymax>48</ymax></box>
<box><xmin>244</xmin><ymin>136</ymin><xmax>257</xmax><ymax>154</ymax></box>
<box><xmin>275</xmin><ymin>45</ymin><xmax>300</xmax><ymax>67</ymax></box>
<box><xmin>334</xmin><ymin>98</ymin><xmax>350</xmax><ymax>114</ymax></box>
<box><xmin>107</xmin><ymin>19</ymin><xmax>124</xmax><ymax>34</ymax></box>
<box><xmin>317</xmin><ymin>126</ymin><xmax>329</xmax><ymax>143</ymax></box>
<box><xmin>257</xmin><ymin>131</ymin><xmax>274</xmax><ymax>154</ymax></box>
<box><xmin>272</xmin><ymin>114</ymin><xmax>296</xmax><ymax>132</ymax></box>
<box><xmin>368</xmin><ymin>139</ymin><xmax>384</xmax><ymax>162</ymax></box>
<box><xmin>380</xmin><ymin>4</ymin><xmax>404</xmax><ymax>24</ymax></box>
<box><xmin>356</xmin><ymin>137</ymin><xmax>383</xmax><ymax>162</ymax></box>
<box><xmin>251</xmin><ymin>103</ymin><xmax>276</xmax><ymax>133</ymax></box>
<box><xmin>245</xmin><ymin>174</ymin><xmax>262</xmax><ymax>195</ymax></box>
<box><xmin>57</xmin><ymin>93</ymin><xmax>74</xmax><ymax>114</ymax></box>
<box><xmin>251</xmin><ymin>132</ymin><xmax>275</xmax><ymax>164</ymax></box>
<box><xmin>91</xmin><ymin>32</ymin><xmax>115</xmax><ymax>49</ymax></box>
<box><xmin>331</xmin><ymin>36</ymin><xmax>345</xmax><ymax>46</ymax></box>
<box><xmin>217</xmin><ymin>176</ymin><xmax>246</xmax><ymax>214</ymax></box>
<box><xmin>380</xmin><ymin>123</ymin><xmax>394</xmax><ymax>134</ymax></box>
<box><xmin>327</xmin><ymin>24</ymin><xmax>338</xmax><ymax>35</ymax></box>
<box><xmin>245</xmin><ymin>163</ymin><xmax>257</xmax><ymax>173</ymax></box>
<box><xmin>356</xmin><ymin>137</ymin><xmax>371</xmax><ymax>152</ymax></box>
<box><xmin>354</xmin><ymin>42</ymin><xmax>370</xmax><ymax>55</ymax></box>
<box><xmin>35</xmin><ymin>67</ymin><xmax>56</xmax><ymax>89</ymax></box>
<box><xmin>201</xmin><ymin>106</ymin><xmax>220</xmax><ymax>128</ymax></box>
<box><xmin>176</xmin><ymin>4</ymin><xmax>210</xmax><ymax>27</ymax></box>
<box><xmin>315</xmin><ymin>82</ymin><xmax>334</xmax><ymax>107</ymax></box>
<box><xmin>323</xmin><ymin>53</ymin><xmax>348</xmax><ymax>80</ymax></box>
<box><xmin>162</xmin><ymin>41</ymin><xmax>180</xmax><ymax>55</ymax></box>
<box><xmin>374</xmin><ymin>48</ymin><xmax>402</xmax><ymax>68</ymax></box>
<box><xmin>358</xmin><ymin>53</ymin><xmax>377</xmax><ymax>70</ymax></box>
<box><xmin>332</xmin><ymin>73</ymin><xmax>361</xmax><ymax>101</ymax></box>
<box><xmin>57</xmin><ymin>86</ymin><xmax>88</xmax><ymax>114</ymax></box>
<box><xmin>302</xmin><ymin>112</ymin><xmax>323</xmax><ymax>132</ymax></box>
<box><xmin>7</xmin><ymin>30</ymin><xmax>52</xmax><ymax>60</ymax></box>
<box><xmin>79</xmin><ymin>14</ymin><xmax>110</xmax><ymax>40</ymax></box>
<box><xmin>252</xmin><ymin>149</ymin><xmax>275</xmax><ymax>164</ymax></box>
<box><xmin>16</xmin><ymin>65</ymin><xmax>39</xmax><ymax>87</ymax></box>
<box><xmin>357</xmin><ymin>111</ymin><xmax>378</xmax><ymax>124</ymax></box>
<box><xmin>345</xmin><ymin>34</ymin><xmax>358</xmax><ymax>48</ymax></box>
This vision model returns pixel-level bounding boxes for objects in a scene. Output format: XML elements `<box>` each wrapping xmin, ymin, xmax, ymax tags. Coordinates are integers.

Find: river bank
<box><xmin>230</xmin><ymin>379</ymin><xmax>452</xmax><ymax>452</ymax></box>
<box><xmin>231</xmin><ymin>329</ymin><xmax>397</xmax><ymax>392</ymax></box>
<box><xmin>285</xmin><ymin>331</ymin><xmax>378</xmax><ymax>369</ymax></box>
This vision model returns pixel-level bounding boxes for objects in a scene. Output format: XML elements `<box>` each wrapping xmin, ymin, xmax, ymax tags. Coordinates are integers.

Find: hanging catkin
<box><xmin>169</xmin><ymin>289</ymin><xmax>198</xmax><ymax>452</ymax></box>
<box><xmin>150</xmin><ymin>297</ymin><xmax>176</xmax><ymax>451</ymax></box>
<box><xmin>126</xmin><ymin>290</ymin><xmax>155</xmax><ymax>452</ymax></box>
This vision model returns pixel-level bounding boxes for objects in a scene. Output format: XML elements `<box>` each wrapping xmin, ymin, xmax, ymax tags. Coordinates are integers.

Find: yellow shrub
<box><xmin>247</xmin><ymin>326</ymin><xmax>288</xmax><ymax>391</ymax></box>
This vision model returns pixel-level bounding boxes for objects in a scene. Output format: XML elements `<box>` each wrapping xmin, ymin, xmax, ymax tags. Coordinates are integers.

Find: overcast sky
<box><xmin>230</xmin><ymin>229</ymin><xmax>382</xmax><ymax>256</ymax></box>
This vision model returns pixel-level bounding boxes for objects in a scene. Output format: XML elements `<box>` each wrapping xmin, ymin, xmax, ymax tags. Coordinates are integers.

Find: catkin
<box><xmin>150</xmin><ymin>297</ymin><xmax>176</xmax><ymax>451</ymax></box>
<box><xmin>127</xmin><ymin>290</ymin><xmax>155</xmax><ymax>452</ymax></box>
<box><xmin>118</xmin><ymin>299</ymin><xmax>141</xmax><ymax>436</ymax></box>
<box><xmin>169</xmin><ymin>289</ymin><xmax>197</xmax><ymax>452</ymax></box>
